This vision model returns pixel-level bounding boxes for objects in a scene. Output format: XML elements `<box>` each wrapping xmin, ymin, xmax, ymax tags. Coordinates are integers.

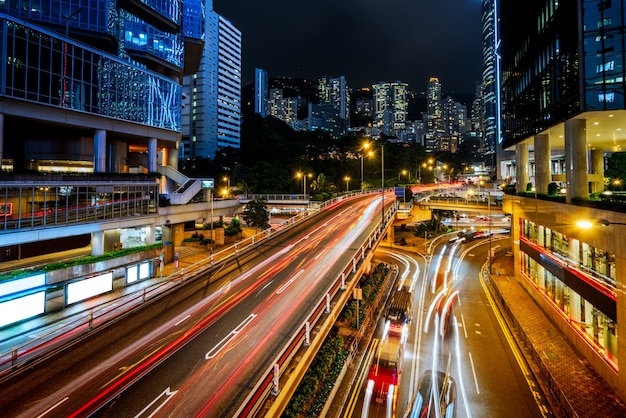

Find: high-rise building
<box><xmin>268</xmin><ymin>88</ymin><xmax>300</xmax><ymax>128</ymax></box>
<box><xmin>319</xmin><ymin>76</ymin><xmax>350</xmax><ymax>122</ymax></box>
<box><xmin>372</xmin><ymin>82</ymin><xmax>408</xmax><ymax>137</ymax></box>
<box><xmin>255</xmin><ymin>68</ymin><xmax>269</xmax><ymax>118</ymax></box>
<box><xmin>316</xmin><ymin>76</ymin><xmax>350</xmax><ymax>136</ymax></box>
<box><xmin>481</xmin><ymin>0</ymin><xmax>499</xmax><ymax>173</ymax></box>
<box><xmin>182</xmin><ymin>9</ymin><xmax>241</xmax><ymax>159</ymax></box>
<box><xmin>499</xmin><ymin>0</ymin><xmax>626</xmax><ymax>400</ymax></box>
<box><xmin>426</xmin><ymin>77</ymin><xmax>443</xmax><ymax>128</ymax></box>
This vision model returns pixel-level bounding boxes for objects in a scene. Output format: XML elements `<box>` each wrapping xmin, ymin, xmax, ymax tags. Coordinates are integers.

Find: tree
<box><xmin>242</xmin><ymin>198</ymin><xmax>270</xmax><ymax>229</ymax></box>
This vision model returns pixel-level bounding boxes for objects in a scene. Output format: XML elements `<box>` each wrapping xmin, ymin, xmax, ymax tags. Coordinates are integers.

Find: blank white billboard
<box><xmin>0</xmin><ymin>292</ymin><xmax>46</xmax><ymax>327</ymax></box>
<box><xmin>67</xmin><ymin>272</ymin><xmax>113</xmax><ymax>305</ymax></box>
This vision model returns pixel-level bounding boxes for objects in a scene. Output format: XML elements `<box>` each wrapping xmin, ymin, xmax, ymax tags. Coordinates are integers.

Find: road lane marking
<box><xmin>461</xmin><ymin>313</ymin><xmax>468</xmax><ymax>338</ymax></box>
<box><xmin>205</xmin><ymin>314</ymin><xmax>257</xmax><ymax>360</ymax></box>
<box><xmin>135</xmin><ymin>387</ymin><xmax>178</xmax><ymax>418</ymax></box>
<box><xmin>174</xmin><ymin>314</ymin><xmax>190</xmax><ymax>327</ymax></box>
<box><xmin>36</xmin><ymin>397</ymin><xmax>68</xmax><ymax>418</ymax></box>
<box><xmin>276</xmin><ymin>269</ymin><xmax>304</xmax><ymax>294</ymax></box>
<box><xmin>469</xmin><ymin>352</ymin><xmax>480</xmax><ymax>394</ymax></box>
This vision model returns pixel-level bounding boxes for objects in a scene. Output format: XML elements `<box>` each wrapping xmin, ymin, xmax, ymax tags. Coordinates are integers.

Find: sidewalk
<box><xmin>489</xmin><ymin>255</ymin><xmax>626</xmax><ymax>418</ymax></box>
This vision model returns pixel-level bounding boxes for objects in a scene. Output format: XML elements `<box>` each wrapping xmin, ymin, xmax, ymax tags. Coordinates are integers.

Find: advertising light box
<box><xmin>0</xmin><ymin>292</ymin><xmax>45</xmax><ymax>327</ymax></box>
<box><xmin>67</xmin><ymin>272</ymin><xmax>113</xmax><ymax>305</ymax></box>
<box><xmin>0</xmin><ymin>273</ymin><xmax>45</xmax><ymax>298</ymax></box>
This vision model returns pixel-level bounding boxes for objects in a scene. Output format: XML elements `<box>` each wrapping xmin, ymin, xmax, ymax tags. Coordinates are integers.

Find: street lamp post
<box><xmin>381</xmin><ymin>145</ymin><xmax>385</xmax><ymax>223</ymax></box>
<box><xmin>223</xmin><ymin>176</ymin><xmax>230</xmax><ymax>198</ymax></box>
<box><xmin>297</xmin><ymin>172</ymin><xmax>311</xmax><ymax>195</ymax></box>
<box><xmin>344</xmin><ymin>176</ymin><xmax>350</xmax><ymax>192</ymax></box>
<box><xmin>576</xmin><ymin>218</ymin><xmax>626</xmax><ymax>228</ymax></box>
<box><xmin>488</xmin><ymin>191</ymin><xmax>492</xmax><ymax>273</ymax></box>
<box><xmin>360</xmin><ymin>142</ymin><xmax>370</xmax><ymax>192</ymax></box>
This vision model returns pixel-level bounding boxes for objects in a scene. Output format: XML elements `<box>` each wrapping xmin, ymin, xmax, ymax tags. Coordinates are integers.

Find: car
<box><xmin>411</xmin><ymin>370</ymin><xmax>457</xmax><ymax>417</ymax></box>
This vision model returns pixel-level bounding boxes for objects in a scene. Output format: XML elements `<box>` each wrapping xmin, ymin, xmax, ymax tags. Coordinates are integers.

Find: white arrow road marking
<box><xmin>205</xmin><ymin>313</ymin><xmax>258</xmax><ymax>360</ymax></box>
<box><xmin>135</xmin><ymin>387</ymin><xmax>178</xmax><ymax>418</ymax></box>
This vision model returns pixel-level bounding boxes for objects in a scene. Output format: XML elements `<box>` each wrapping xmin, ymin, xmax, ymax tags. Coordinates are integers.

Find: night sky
<box><xmin>213</xmin><ymin>0</ymin><xmax>483</xmax><ymax>95</ymax></box>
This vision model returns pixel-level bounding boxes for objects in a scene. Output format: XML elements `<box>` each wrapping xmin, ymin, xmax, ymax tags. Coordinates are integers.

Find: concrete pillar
<box><xmin>590</xmin><ymin>148</ymin><xmax>604</xmax><ymax>193</ymax></box>
<box><xmin>147</xmin><ymin>138</ymin><xmax>157</xmax><ymax>173</ymax></box>
<box><xmin>515</xmin><ymin>143</ymin><xmax>530</xmax><ymax>194</ymax></box>
<box><xmin>161</xmin><ymin>147</ymin><xmax>168</xmax><ymax>167</ymax></box>
<box><xmin>564</xmin><ymin>119</ymin><xmax>589</xmax><ymax>202</ymax></box>
<box><xmin>168</xmin><ymin>143</ymin><xmax>180</xmax><ymax>170</ymax></box>
<box><xmin>108</xmin><ymin>140</ymin><xmax>126</xmax><ymax>173</ymax></box>
<box><xmin>570</xmin><ymin>292</ymin><xmax>582</xmax><ymax>323</ymax></box>
<box><xmin>91</xmin><ymin>231</ymin><xmax>105</xmax><ymax>256</ymax></box>
<box><xmin>145</xmin><ymin>223</ymin><xmax>156</xmax><ymax>245</ymax></box>
<box><xmin>568</xmin><ymin>238</ymin><xmax>580</xmax><ymax>267</ymax></box>
<box><xmin>94</xmin><ymin>129</ymin><xmax>107</xmax><ymax>173</ymax></box>
<box><xmin>534</xmin><ymin>134</ymin><xmax>551</xmax><ymax>194</ymax></box>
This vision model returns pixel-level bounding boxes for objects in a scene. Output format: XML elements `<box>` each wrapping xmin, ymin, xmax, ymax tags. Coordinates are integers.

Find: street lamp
<box><xmin>381</xmin><ymin>145</ymin><xmax>385</xmax><ymax>223</ymax></box>
<box><xmin>297</xmin><ymin>172</ymin><xmax>311</xmax><ymax>195</ymax></box>
<box><xmin>222</xmin><ymin>176</ymin><xmax>230</xmax><ymax>198</ymax></box>
<box><xmin>576</xmin><ymin>218</ymin><xmax>626</xmax><ymax>228</ymax></box>
<box><xmin>344</xmin><ymin>176</ymin><xmax>350</xmax><ymax>192</ymax></box>
<box><xmin>360</xmin><ymin>142</ymin><xmax>371</xmax><ymax>192</ymax></box>
<box><xmin>487</xmin><ymin>191</ymin><xmax>492</xmax><ymax>273</ymax></box>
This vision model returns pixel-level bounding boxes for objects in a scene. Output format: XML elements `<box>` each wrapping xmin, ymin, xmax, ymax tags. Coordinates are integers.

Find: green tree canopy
<box><xmin>242</xmin><ymin>198</ymin><xmax>270</xmax><ymax>229</ymax></box>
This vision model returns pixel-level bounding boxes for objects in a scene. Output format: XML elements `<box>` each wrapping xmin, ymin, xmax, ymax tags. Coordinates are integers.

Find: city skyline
<box><xmin>213</xmin><ymin>0</ymin><xmax>483</xmax><ymax>94</ymax></box>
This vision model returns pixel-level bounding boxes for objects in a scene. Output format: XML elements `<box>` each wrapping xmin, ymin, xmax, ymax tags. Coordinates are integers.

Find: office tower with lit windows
<box><xmin>481</xmin><ymin>0</ymin><xmax>499</xmax><ymax>173</ymax></box>
<box><xmin>182</xmin><ymin>9</ymin><xmax>241</xmax><ymax>159</ymax></box>
<box><xmin>255</xmin><ymin>68</ymin><xmax>269</xmax><ymax>118</ymax></box>
<box><xmin>499</xmin><ymin>0</ymin><xmax>626</xmax><ymax>400</ymax></box>
<box><xmin>319</xmin><ymin>76</ymin><xmax>350</xmax><ymax>123</ymax></box>
<box><xmin>372</xmin><ymin>81</ymin><xmax>408</xmax><ymax>137</ymax></box>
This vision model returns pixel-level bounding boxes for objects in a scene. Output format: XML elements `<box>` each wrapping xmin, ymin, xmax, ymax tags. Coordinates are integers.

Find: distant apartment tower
<box><xmin>372</xmin><ymin>82</ymin><xmax>408</xmax><ymax>137</ymax></box>
<box><xmin>355</xmin><ymin>98</ymin><xmax>372</xmax><ymax>116</ymax></box>
<box><xmin>268</xmin><ymin>88</ymin><xmax>299</xmax><ymax>129</ymax></box>
<box><xmin>319</xmin><ymin>76</ymin><xmax>350</xmax><ymax>121</ymax></box>
<box><xmin>182</xmin><ymin>10</ymin><xmax>241</xmax><ymax>159</ymax></box>
<box><xmin>440</xmin><ymin>96</ymin><xmax>467</xmax><ymax>153</ymax></box>
<box><xmin>255</xmin><ymin>68</ymin><xmax>269</xmax><ymax>118</ymax></box>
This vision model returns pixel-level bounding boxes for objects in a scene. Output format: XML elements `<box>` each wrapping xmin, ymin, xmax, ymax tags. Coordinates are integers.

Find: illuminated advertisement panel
<box><xmin>139</xmin><ymin>261</ymin><xmax>151</xmax><ymax>280</ymax></box>
<box><xmin>0</xmin><ymin>292</ymin><xmax>45</xmax><ymax>327</ymax></box>
<box><xmin>67</xmin><ymin>272</ymin><xmax>113</xmax><ymax>305</ymax></box>
<box><xmin>127</xmin><ymin>265</ymin><xmax>138</xmax><ymax>284</ymax></box>
<box><xmin>0</xmin><ymin>273</ymin><xmax>45</xmax><ymax>298</ymax></box>
<box><xmin>126</xmin><ymin>261</ymin><xmax>152</xmax><ymax>284</ymax></box>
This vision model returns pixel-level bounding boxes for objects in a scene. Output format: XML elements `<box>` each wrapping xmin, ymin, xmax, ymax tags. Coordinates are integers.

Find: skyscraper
<box><xmin>481</xmin><ymin>0</ymin><xmax>499</xmax><ymax>174</ymax></box>
<box><xmin>372</xmin><ymin>82</ymin><xmax>408</xmax><ymax>137</ymax></box>
<box><xmin>182</xmin><ymin>7</ymin><xmax>241</xmax><ymax>159</ymax></box>
<box><xmin>255</xmin><ymin>68</ymin><xmax>269</xmax><ymax>118</ymax></box>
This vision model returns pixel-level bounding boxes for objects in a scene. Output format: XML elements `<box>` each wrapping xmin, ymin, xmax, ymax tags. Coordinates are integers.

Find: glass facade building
<box><xmin>0</xmin><ymin>0</ymin><xmax>205</xmax><ymax>255</ymax></box>
<box><xmin>499</xmin><ymin>0</ymin><xmax>626</xmax><ymax>398</ymax></box>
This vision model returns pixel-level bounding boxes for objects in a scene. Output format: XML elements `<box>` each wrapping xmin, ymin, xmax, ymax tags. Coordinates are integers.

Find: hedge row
<box><xmin>283</xmin><ymin>336</ymin><xmax>347</xmax><ymax>417</ymax></box>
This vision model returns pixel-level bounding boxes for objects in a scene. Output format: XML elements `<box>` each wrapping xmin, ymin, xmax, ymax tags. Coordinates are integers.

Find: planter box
<box><xmin>45</xmin><ymin>247</ymin><xmax>162</xmax><ymax>285</ymax></box>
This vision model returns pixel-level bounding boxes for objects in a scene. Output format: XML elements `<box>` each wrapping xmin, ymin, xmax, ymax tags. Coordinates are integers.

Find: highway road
<box><xmin>0</xmin><ymin>193</ymin><xmax>393</xmax><ymax>417</ymax></box>
<box><xmin>345</xmin><ymin>233</ymin><xmax>547</xmax><ymax>418</ymax></box>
